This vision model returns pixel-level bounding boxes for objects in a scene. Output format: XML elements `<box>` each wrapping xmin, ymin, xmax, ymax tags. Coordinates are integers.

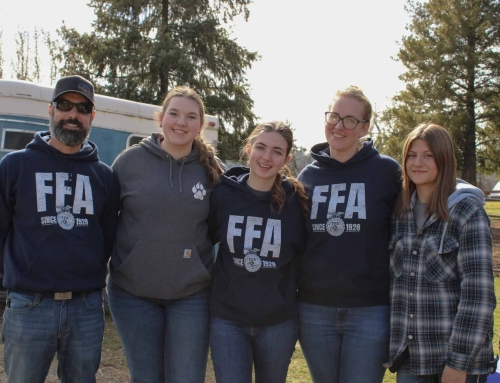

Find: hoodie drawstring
<box><xmin>52</xmin><ymin>151</ymin><xmax>75</xmax><ymax>195</ymax></box>
<box><xmin>178</xmin><ymin>158</ymin><xmax>186</xmax><ymax>193</ymax></box>
<box><xmin>168</xmin><ymin>156</ymin><xmax>174</xmax><ymax>189</ymax></box>
<box><xmin>167</xmin><ymin>155</ymin><xmax>186</xmax><ymax>193</ymax></box>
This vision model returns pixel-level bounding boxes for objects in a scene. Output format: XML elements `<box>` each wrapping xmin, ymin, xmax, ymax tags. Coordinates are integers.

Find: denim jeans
<box><xmin>2</xmin><ymin>290</ymin><xmax>104</xmax><ymax>383</ymax></box>
<box><xmin>396</xmin><ymin>358</ymin><xmax>488</xmax><ymax>383</ymax></box>
<box><xmin>299</xmin><ymin>302</ymin><xmax>390</xmax><ymax>383</ymax></box>
<box><xmin>209</xmin><ymin>315</ymin><xmax>298</xmax><ymax>383</ymax></box>
<box><xmin>107</xmin><ymin>278</ymin><xmax>210</xmax><ymax>383</ymax></box>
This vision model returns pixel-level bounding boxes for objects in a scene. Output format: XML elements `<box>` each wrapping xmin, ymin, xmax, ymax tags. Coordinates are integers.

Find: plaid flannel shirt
<box><xmin>386</xmin><ymin>197</ymin><xmax>496</xmax><ymax>375</ymax></box>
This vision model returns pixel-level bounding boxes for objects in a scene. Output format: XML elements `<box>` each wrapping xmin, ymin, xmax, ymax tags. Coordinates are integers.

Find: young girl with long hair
<box><xmin>107</xmin><ymin>86</ymin><xmax>224</xmax><ymax>382</ymax></box>
<box><xmin>386</xmin><ymin>123</ymin><xmax>496</xmax><ymax>383</ymax></box>
<box><xmin>208</xmin><ymin>121</ymin><xmax>308</xmax><ymax>383</ymax></box>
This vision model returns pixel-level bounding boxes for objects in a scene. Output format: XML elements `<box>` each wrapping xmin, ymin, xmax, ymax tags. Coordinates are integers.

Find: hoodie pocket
<box><xmin>300</xmin><ymin>240</ymin><xmax>369</xmax><ymax>294</ymax></box>
<box><xmin>112</xmin><ymin>239</ymin><xmax>211</xmax><ymax>300</ymax></box>
<box><xmin>217</xmin><ymin>279</ymin><xmax>287</xmax><ymax>323</ymax></box>
<box><xmin>425</xmin><ymin>235</ymin><xmax>459</xmax><ymax>283</ymax></box>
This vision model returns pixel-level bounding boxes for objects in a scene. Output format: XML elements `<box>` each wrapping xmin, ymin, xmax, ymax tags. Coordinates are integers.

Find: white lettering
<box><xmin>345</xmin><ymin>183</ymin><xmax>366</xmax><ymax>219</ymax></box>
<box><xmin>73</xmin><ymin>175</ymin><xmax>94</xmax><ymax>214</ymax></box>
<box><xmin>327</xmin><ymin>184</ymin><xmax>346</xmax><ymax>217</ymax></box>
<box><xmin>311</xmin><ymin>185</ymin><xmax>329</xmax><ymax>219</ymax></box>
<box><xmin>40</xmin><ymin>216</ymin><xmax>57</xmax><ymax>225</ymax></box>
<box><xmin>260</xmin><ymin>219</ymin><xmax>281</xmax><ymax>258</ymax></box>
<box><xmin>227</xmin><ymin>215</ymin><xmax>244</xmax><ymax>253</ymax></box>
<box><xmin>55</xmin><ymin>173</ymin><xmax>72</xmax><ymax>210</ymax></box>
<box><xmin>36</xmin><ymin>173</ymin><xmax>53</xmax><ymax>212</ymax></box>
<box><xmin>245</xmin><ymin>216</ymin><xmax>263</xmax><ymax>251</ymax></box>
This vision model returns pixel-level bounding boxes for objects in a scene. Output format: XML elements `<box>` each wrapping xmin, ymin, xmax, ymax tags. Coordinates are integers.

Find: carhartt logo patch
<box><xmin>183</xmin><ymin>249</ymin><xmax>192</xmax><ymax>258</ymax></box>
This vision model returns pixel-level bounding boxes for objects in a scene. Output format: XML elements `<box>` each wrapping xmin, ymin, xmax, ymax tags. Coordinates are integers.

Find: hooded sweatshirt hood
<box><xmin>220</xmin><ymin>166</ymin><xmax>295</xmax><ymax>200</ymax></box>
<box><xmin>139</xmin><ymin>133</ymin><xmax>199</xmax><ymax>192</ymax></box>
<box><xmin>27</xmin><ymin>131</ymin><xmax>100</xmax><ymax>162</ymax></box>
<box><xmin>448</xmin><ymin>179</ymin><xmax>485</xmax><ymax>208</ymax></box>
<box><xmin>310</xmin><ymin>139</ymin><xmax>378</xmax><ymax>169</ymax></box>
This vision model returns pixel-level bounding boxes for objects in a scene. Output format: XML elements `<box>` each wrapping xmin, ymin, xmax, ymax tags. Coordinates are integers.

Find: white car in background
<box><xmin>490</xmin><ymin>182</ymin><xmax>500</xmax><ymax>198</ymax></box>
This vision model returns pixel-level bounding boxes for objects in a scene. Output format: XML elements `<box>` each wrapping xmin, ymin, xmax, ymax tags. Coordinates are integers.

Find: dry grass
<box><xmin>0</xmin><ymin>211</ymin><xmax>497</xmax><ymax>382</ymax></box>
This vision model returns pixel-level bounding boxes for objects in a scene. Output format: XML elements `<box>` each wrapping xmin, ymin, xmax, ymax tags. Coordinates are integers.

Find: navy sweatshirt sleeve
<box><xmin>0</xmin><ymin>154</ymin><xmax>15</xmax><ymax>276</ymax></box>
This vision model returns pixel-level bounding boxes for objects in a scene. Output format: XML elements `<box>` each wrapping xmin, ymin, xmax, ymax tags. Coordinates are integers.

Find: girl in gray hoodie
<box><xmin>107</xmin><ymin>86</ymin><xmax>224</xmax><ymax>383</ymax></box>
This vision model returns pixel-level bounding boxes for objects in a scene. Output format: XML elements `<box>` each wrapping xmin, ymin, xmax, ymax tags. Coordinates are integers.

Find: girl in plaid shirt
<box><xmin>386</xmin><ymin>123</ymin><xmax>496</xmax><ymax>383</ymax></box>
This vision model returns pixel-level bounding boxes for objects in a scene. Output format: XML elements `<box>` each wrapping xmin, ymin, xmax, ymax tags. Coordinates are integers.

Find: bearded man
<box><xmin>0</xmin><ymin>75</ymin><xmax>119</xmax><ymax>383</ymax></box>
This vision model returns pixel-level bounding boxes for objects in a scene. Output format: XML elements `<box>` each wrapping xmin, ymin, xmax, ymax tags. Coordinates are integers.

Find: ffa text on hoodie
<box><xmin>297</xmin><ymin>139</ymin><xmax>401</xmax><ymax>307</ymax></box>
<box><xmin>0</xmin><ymin>132</ymin><xmax>120</xmax><ymax>292</ymax></box>
<box><xmin>208</xmin><ymin>167</ymin><xmax>307</xmax><ymax>326</ymax></box>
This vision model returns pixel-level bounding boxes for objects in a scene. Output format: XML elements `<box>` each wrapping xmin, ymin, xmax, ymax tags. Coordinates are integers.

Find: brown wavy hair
<box><xmin>395</xmin><ymin>123</ymin><xmax>457</xmax><ymax>221</ymax></box>
<box><xmin>155</xmin><ymin>86</ymin><xmax>224</xmax><ymax>186</ymax></box>
<box><xmin>241</xmin><ymin>121</ymin><xmax>309</xmax><ymax>217</ymax></box>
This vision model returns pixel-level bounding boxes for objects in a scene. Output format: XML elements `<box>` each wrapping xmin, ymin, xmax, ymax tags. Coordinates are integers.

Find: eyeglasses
<box><xmin>52</xmin><ymin>100</ymin><xmax>94</xmax><ymax>114</ymax></box>
<box><xmin>325</xmin><ymin>112</ymin><xmax>368</xmax><ymax>130</ymax></box>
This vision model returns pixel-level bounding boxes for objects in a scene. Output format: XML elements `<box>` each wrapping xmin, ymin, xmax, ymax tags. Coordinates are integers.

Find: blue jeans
<box><xmin>210</xmin><ymin>315</ymin><xmax>298</xmax><ymax>383</ymax></box>
<box><xmin>107</xmin><ymin>278</ymin><xmax>210</xmax><ymax>383</ymax></box>
<box><xmin>2</xmin><ymin>290</ymin><xmax>104</xmax><ymax>383</ymax></box>
<box><xmin>396</xmin><ymin>358</ymin><xmax>488</xmax><ymax>383</ymax></box>
<box><xmin>299</xmin><ymin>302</ymin><xmax>390</xmax><ymax>383</ymax></box>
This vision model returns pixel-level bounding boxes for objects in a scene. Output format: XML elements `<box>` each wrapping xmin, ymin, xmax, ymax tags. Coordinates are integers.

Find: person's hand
<box><xmin>441</xmin><ymin>366</ymin><xmax>466</xmax><ymax>383</ymax></box>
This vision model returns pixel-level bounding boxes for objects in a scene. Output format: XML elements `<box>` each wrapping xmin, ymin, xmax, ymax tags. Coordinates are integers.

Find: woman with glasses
<box><xmin>297</xmin><ymin>86</ymin><xmax>401</xmax><ymax>383</ymax></box>
<box><xmin>386</xmin><ymin>124</ymin><xmax>495</xmax><ymax>383</ymax></box>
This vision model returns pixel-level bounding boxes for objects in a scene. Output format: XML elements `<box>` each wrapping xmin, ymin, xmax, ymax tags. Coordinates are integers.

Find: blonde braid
<box><xmin>193</xmin><ymin>136</ymin><xmax>224</xmax><ymax>186</ymax></box>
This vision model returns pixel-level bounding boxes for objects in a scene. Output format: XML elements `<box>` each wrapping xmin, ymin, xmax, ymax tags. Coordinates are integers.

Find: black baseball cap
<box><xmin>52</xmin><ymin>75</ymin><xmax>95</xmax><ymax>105</ymax></box>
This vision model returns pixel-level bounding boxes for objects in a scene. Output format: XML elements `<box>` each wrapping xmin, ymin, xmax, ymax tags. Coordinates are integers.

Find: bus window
<box><xmin>2</xmin><ymin>129</ymin><xmax>35</xmax><ymax>151</ymax></box>
<box><xmin>126</xmin><ymin>134</ymin><xmax>147</xmax><ymax>147</ymax></box>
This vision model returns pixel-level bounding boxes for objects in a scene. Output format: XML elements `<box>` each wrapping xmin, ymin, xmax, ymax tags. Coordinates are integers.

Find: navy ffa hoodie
<box><xmin>297</xmin><ymin>139</ymin><xmax>401</xmax><ymax>307</ymax></box>
<box><xmin>208</xmin><ymin>167</ymin><xmax>306</xmax><ymax>326</ymax></box>
<box><xmin>0</xmin><ymin>132</ymin><xmax>120</xmax><ymax>293</ymax></box>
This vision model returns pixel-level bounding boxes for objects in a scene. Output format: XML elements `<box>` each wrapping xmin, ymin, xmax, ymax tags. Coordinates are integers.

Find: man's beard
<box><xmin>49</xmin><ymin>115</ymin><xmax>91</xmax><ymax>147</ymax></box>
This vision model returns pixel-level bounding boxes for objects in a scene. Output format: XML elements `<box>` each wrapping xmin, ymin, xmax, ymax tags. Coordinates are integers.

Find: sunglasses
<box><xmin>52</xmin><ymin>100</ymin><xmax>94</xmax><ymax>114</ymax></box>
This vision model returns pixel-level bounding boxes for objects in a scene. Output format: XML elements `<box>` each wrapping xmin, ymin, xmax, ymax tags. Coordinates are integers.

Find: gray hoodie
<box><xmin>110</xmin><ymin>134</ymin><xmax>214</xmax><ymax>299</ymax></box>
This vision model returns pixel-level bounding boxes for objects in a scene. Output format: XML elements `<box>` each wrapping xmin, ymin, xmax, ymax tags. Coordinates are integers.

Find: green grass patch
<box><xmin>486</xmin><ymin>201</ymin><xmax>500</xmax><ymax>217</ymax></box>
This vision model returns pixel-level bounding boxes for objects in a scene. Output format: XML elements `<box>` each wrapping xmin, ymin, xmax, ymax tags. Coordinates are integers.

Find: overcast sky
<box><xmin>2</xmin><ymin>0</ymin><xmax>411</xmax><ymax>149</ymax></box>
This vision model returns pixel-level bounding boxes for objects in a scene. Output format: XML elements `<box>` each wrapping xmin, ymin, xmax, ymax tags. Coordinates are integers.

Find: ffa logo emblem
<box><xmin>56</xmin><ymin>205</ymin><xmax>75</xmax><ymax>230</ymax></box>
<box><xmin>192</xmin><ymin>182</ymin><xmax>206</xmax><ymax>200</ymax></box>
<box><xmin>243</xmin><ymin>249</ymin><xmax>262</xmax><ymax>273</ymax></box>
<box><xmin>326</xmin><ymin>212</ymin><xmax>345</xmax><ymax>237</ymax></box>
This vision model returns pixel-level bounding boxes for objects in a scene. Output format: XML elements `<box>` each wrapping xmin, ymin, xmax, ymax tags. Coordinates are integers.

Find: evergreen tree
<box><xmin>377</xmin><ymin>0</ymin><xmax>500</xmax><ymax>184</ymax></box>
<box><xmin>57</xmin><ymin>0</ymin><xmax>259</xmax><ymax>161</ymax></box>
